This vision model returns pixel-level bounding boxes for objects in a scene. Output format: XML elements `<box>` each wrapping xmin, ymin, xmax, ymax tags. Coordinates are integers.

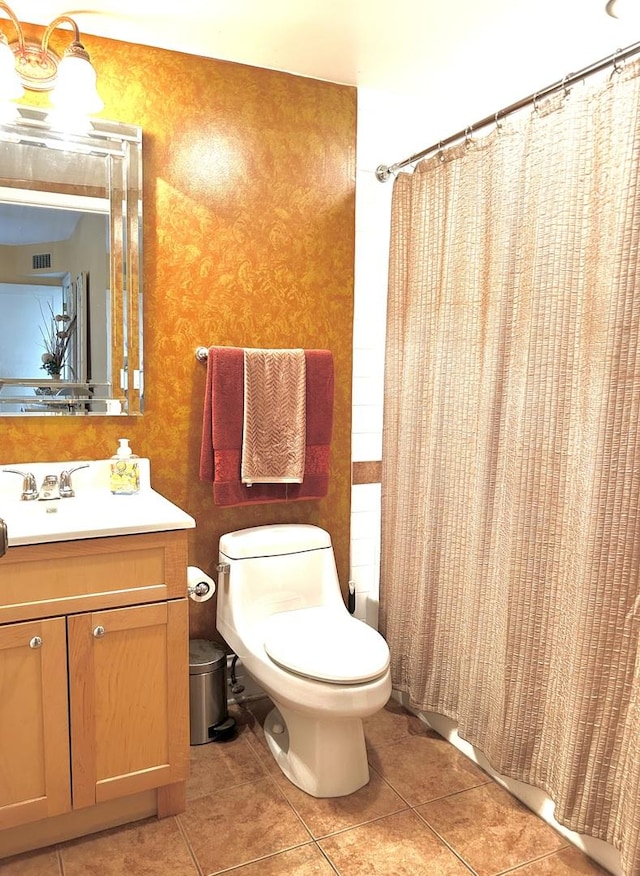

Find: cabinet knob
<box><xmin>93</xmin><ymin>625</ymin><xmax>106</xmax><ymax>638</ymax></box>
<box><xmin>29</xmin><ymin>636</ymin><xmax>42</xmax><ymax>649</ymax></box>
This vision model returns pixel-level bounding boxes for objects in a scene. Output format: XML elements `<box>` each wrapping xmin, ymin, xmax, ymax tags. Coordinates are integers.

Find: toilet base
<box><xmin>264</xmin><ymin>704</ymin><xmax>370</xmax><ymax>798</ymax></box>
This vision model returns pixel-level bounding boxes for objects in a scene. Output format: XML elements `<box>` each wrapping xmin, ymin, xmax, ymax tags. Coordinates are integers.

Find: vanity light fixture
<box><xmin>0</xmin><ymin>1</ymin><xmax>103</xmax><ymax>113</ymax></box>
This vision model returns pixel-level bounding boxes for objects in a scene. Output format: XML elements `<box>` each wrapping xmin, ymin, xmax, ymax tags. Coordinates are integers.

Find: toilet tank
<box><xmin>220</xmin><ymin>523</ymin><xmax>331</xmax><ymax>560</ymax></box>
<box><xmin>218</xmin><ymin>524</ymin><xmax>344</xmax><ymax>632</ymax></box>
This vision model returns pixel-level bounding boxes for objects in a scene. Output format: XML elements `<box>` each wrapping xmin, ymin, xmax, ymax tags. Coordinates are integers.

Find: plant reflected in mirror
<box><xmin>39</xmin><ymin>303</ymin><xmax>77</xmax><ymax>379</ymax></box>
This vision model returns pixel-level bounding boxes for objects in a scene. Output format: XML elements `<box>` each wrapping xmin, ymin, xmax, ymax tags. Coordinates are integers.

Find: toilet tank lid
<box><xmin>220</xmin><ymin>524</ymin><xmax>331</xmax><ymax>560</ymax></box>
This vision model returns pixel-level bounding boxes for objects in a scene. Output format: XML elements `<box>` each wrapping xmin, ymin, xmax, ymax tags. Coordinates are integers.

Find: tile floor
<box><xmin>0</xmin><ymin>698</ymin><xmax>609</xmax><ymax>875</ymax></box>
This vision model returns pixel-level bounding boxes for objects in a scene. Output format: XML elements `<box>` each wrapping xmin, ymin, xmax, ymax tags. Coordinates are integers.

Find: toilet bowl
<box><xmin>216</xmin><ymin>523</ymin><xmax>391</xmax><ymax>798</ymax></box>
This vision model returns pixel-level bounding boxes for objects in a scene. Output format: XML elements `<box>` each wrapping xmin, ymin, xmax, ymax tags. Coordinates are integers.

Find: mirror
<box><xmin>0</xmin><ymin>106</ymin><xmax>143</xmax><ymax>416</ymax></box>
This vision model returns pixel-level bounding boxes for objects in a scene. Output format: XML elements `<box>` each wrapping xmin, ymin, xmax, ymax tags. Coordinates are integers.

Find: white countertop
<box><xmin>0</xmin><ymin>459</ymin><xmax>195</xmax><ymax>547</ymax></box>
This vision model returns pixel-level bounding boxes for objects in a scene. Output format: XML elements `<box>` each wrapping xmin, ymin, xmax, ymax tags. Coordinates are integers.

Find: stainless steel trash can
<box><xmin>188</xmin><ymin>639</ymin><xmax>235</xmax><ymax>744</ymax></box>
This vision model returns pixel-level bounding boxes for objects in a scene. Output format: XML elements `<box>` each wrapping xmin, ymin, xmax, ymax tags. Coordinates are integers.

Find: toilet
<box><xmin>216</xmin><ymin>523</ymin><xmax>391</xmax><ymax>798</ymax></box>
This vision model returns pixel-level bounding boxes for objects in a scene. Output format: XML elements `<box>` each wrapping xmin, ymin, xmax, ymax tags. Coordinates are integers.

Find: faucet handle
<box><xmin>2</xmin><ymin>469</ymin><xmax>38</xmax><ymax>501</ymax></box>
<box><xmin>59</xmin><ymin>464</ymin><xmax>90</xmax><ymax>498</ymax></box>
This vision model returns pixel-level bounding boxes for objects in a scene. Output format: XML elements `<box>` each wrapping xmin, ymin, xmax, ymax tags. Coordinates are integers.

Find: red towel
<box><xmin>199</xmin><ymin>347</ymin><xmax>333</xmax><ymax>507</ymax></box>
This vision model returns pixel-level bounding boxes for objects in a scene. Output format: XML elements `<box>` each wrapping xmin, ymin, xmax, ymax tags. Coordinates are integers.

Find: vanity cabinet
<box><xmin>0</xmin><ymin>530</ymin><xmax>190</xmax><ymax>855</ymax></box>
<box><xmin>68</xmin><ymin>599</ymin><xmax>186</xmax><ymax>809</ymax></box>
<box><xmin>0</xmin><ymin>617</ymin><xmax>71</xmax><ymax>829</ymax></box>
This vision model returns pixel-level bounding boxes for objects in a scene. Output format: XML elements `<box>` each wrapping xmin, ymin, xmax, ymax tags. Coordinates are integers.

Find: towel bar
<box><xmin>195</xmin><ymin>346</ymin><xmax>209</xmax><ymax>361</ymax></box>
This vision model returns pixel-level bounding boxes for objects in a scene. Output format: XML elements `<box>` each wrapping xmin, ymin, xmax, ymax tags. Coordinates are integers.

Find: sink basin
<box><xmin>0</xmin><ymin>459</ymin><xmax>195</xmax><ymax>547</ymax></box>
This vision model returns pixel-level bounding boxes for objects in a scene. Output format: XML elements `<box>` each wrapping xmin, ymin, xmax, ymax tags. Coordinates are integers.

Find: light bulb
<box><xmin>50</xmin><ymin>50</ymin><xmax>103</xmax><ymax>115</ymax></box>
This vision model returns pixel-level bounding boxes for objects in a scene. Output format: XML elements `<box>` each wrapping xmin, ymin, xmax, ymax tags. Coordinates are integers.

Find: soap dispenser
<box><xmin>110</xmin><ymin>438</ymin><xmax>140</xmax><ymax>495</ymax></box>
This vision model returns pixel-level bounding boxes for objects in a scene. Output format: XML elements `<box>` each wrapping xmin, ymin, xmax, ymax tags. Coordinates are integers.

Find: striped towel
<box><xmin>241</xmin><ymin>348</ymin><xmax>306</xmax><ymax>485</ymax></box>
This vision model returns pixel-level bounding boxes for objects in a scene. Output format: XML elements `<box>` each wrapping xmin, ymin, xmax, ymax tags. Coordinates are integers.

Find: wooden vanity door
<box><xmin>0</xmin><ymin>617</ymin><xmax>71</xmax><ymax>829</ymax></box>
<box><xmin>67</xmin><ymin>600</ymin><xmax>189</xmax><ymax>809</ymax></box>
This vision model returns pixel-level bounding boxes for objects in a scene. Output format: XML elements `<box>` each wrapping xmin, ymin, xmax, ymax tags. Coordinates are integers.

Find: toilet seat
<box><xmin>262</xmin><ymin>607</ymin><xmax>390</xmax><ymax>684</ymax></box>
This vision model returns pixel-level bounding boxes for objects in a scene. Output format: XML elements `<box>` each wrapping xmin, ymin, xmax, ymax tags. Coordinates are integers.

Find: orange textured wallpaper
<box><xmin>1</xmin><ymin>30</ymin><xmax>356</xmax><ymax>641</ymax></box>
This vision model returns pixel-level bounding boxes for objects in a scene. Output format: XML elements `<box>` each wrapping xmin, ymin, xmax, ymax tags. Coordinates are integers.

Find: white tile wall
<box><xmin>350</xmin><ymin>483</ymin><xmax>382</xmax><ymax>625</ymax></box>
<box><xmin>351</xmin><ymin>403</ymin><xmax>383</xmax><ymax>436</ymax></box>
<box><xmin>351</xmin><ymin>89</ymin><xmax>423</xmax><ymax>630</ymax></box>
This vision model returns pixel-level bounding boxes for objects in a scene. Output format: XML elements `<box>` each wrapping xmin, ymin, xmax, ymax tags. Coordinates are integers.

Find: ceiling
<box><xmin>9</xmin><ymin>0</ymin><xmax>633</xmax><ymax>98</ymax></box>
<box><xmin>1</xmin><ymin>3</ymin><xmax>633</xmax><ymax>246</ymax></box>
<box><xmin>0</xmin><ymin>204</ymin><xmax>81</xmax><ymax>246</ymax></box>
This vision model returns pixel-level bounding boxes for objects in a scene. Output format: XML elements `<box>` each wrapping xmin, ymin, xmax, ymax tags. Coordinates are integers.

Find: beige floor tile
<box><xmin>505</xmin><ymin>845</ymin><xmax>610</xmax><ymax>875</ymax></box>
<box><xmin>225</xmin><ymin>844</ymin><xmax>337</xmax><ymax>875</ymax></box>
<box><xmin>418</xmin><ymin>783</ymin><xmax>567</xmax><ymax>876</ymax></box>
<box><xmin>2</xmin><ymin>696</ymin><xmax>613</xmax><ymax>876</ymax></box>
<box><xmin>187</xmin><ymin>735</ymin><xmax>268</xmax><ymax>800</ymax></box>
<box><xmin>179</xmin><ymin>777</ymin><xmax>312</xmax><ymax>874</ymax></box>
<box><xmin>242</xmin><ymin>699</ymin><xmax>287</xmax><ymax>777</ymax></box>
<box><xmin>242</xmin><ymin>698</ymin><xmax>271</xmax><ymax>745</ymax></box>
<box><xmin>368</xmin><ymin>731</ymin><xmax>490</xmax><ymax>805</ymax></box>
<box><xmin>243</xmin><ymin>727</ymin><xmax>283</xmax><ymax>778</ymax></box>
<box><xmin>363</xmin><ymin>698</ymin><xmax>426</xmax><ymax>750</ymax></box>
<box><xmin>319</xmin><ymin>810</ymin><xmax>471</xmax><ymax>876</ymax></box>
<box><xmin>0</xmin><ymin>847</ymin><xmax>61</xmax><ymax>875</ymax></box>
<box><xmin>59</xmin><ymin>816</ymin><xmax>198</xmax><ymax>876</ymax></box>
<box><xmin>273</xmin><ymin>765</ymin><xmax>408</xmax><ymax>839</ymax></box>
<box><xmin>245</xmin><ymin>697</ymin><xmax>273</xmax><ymax>727</ymax></box>
<box><xmin>229</xmin><ymin>702</ymin><xmax>264</xmax><ymax>737</ymax></box>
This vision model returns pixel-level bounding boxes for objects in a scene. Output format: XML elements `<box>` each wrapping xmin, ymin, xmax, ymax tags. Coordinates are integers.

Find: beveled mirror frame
<box><xmin>0</xmin><ymin>106</ymin><xmax>143</xmax><ymax>416</ymax></box>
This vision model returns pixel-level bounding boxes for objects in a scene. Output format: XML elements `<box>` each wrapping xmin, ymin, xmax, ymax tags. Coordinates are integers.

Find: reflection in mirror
<box><xmin>0</xmin><ymin>106</ymin><xmax>143</xmax><ymax>416</ymax></box>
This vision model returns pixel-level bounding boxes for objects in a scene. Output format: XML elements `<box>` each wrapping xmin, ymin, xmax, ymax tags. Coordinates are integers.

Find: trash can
<box><xmin>188</xmin><ymin>639</ymin><xmax>236</xmax><ymax>744</ymax></box>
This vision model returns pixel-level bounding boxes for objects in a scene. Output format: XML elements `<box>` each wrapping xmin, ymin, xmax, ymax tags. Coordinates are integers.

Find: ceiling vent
<box><xmin>32</xmin><ymin>253</ymin><xmax>52</xmax><ymax>270</ymax></box>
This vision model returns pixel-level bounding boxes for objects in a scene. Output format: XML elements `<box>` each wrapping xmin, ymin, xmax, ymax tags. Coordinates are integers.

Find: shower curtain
<box><xmin>380</xmin><ymin>61</ymin><xmax>640</xmax><ymax>875</ymax></box>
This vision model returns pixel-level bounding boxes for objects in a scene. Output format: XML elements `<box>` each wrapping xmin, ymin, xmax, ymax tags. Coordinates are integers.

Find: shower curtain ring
<box><xmin>437</xmin><ymin>140</ymin><xmax>445</xmax><ymax>162</ymax></box>
<box><xmin>494</xmin><ymin>111</ymin><xmax>503</xmax><ymax>131</ymax></box>
<box><xmin>561</xmin><ymin>75</ymin><xmax>572</xmax><ymax>97</ymax></box>
<box><xmin>611</xmin><ymin>48</ymin><xmax>625</xmax><ymax>77</ymax></box>
<box><xmin>464</xmin><ymin>125</ymin><xmax>473</xmax><ymax>147</ymax></box>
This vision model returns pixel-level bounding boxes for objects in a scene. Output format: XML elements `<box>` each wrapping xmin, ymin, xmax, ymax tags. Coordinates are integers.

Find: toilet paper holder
<box><xmin>187</xmin><ymin>565</ymin><xmax>220</xmax><ymax>603</ymax></box>
<box><xmin>188</xmin><ymin>580</ymin><xmax>211</xmax><ymax>598</ymax></box>
<box><xmin>186</xmin><ymin>564</ymin><xmax>229</xmax><ymax>601</ymax></box>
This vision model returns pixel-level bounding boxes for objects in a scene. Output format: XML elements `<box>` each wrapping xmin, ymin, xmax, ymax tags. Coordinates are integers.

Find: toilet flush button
<box><xmin>272</xmin><ymin>722</ymin><xmax>285</xmax><ymax>734</ymax></box>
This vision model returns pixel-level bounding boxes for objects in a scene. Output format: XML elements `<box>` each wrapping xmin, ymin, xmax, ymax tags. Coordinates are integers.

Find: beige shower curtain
<box><xmin>380</xmin><ymin>62</ymin><xmax>640</xmax><ymax>875</ymax></box>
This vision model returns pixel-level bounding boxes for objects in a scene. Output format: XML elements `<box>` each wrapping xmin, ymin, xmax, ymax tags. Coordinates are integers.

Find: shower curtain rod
<box><xmin>375</xmin><ymin>38</ymin><xmax>640</xmax><ymax>182</ymax></box>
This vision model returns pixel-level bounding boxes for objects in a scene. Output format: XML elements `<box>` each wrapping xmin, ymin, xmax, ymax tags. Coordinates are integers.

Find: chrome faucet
<box><xmin>59</xmin><ymin>464</ymin><xmax>90</xmax><ymax>498</ymax></box>
<box><xmin>3</xmin><ymin>464</ymin><xmax>90</xmax><ymax>501</ymax></box>
<box><xmin>38</xmin><ymin>474</ymin><xmax>59</xmax><ymax>500</ymax></box>
<box><xmin>2</xmin><ymin>469</ymin><xmax>38</xmax><ymax>501</ymax></box>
